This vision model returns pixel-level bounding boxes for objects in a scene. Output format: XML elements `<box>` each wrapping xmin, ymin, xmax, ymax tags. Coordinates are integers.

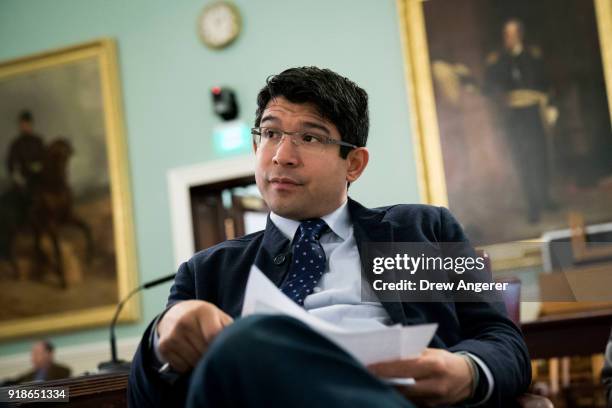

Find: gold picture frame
<box><xmin>397</xmin><ymin>0</ymin><xmax>612</xmax><ymax>270</ymax></box>
<box><xmin>0</xmin><ymin>39</ymin><xmax>139</xmax><ymax>340</ymax></box>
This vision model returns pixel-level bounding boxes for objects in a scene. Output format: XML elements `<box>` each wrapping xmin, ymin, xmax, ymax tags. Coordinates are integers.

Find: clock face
<box><xmin>198</xmin><ymin>2</ymin><xmax>241</xmax><ymax>49</ymax></box>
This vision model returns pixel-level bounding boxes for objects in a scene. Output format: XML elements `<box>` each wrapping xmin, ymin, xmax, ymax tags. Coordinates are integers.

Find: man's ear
<box><xmin>252</xmin><ymin>142</ymin><xmax>258</xmax><ymax>153</ymax></box>
<box><xmin>346</xmin><ymin>147</ymin><xmax>369</xmax><ymax>183</ymax></box>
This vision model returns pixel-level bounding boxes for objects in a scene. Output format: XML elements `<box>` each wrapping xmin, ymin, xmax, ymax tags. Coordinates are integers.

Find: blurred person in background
<box><xmin>4</xmin><ymin>340</ymin><xmax>71</xmax><ymax>384</ymax></box>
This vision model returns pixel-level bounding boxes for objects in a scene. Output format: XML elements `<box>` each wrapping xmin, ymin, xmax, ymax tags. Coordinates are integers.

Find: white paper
<box><xmin>384</xmin><ymin>377</ymin><xmax>416</xmax><ymax>386</ymax></box>
<box><xmin>241</xmin><ymin>265</ymin><xmax>437</xmax><ymax>365</ymax></box>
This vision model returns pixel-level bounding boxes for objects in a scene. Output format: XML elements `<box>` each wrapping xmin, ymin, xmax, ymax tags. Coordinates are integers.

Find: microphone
<box><xmin>98</xmin><ymin>273</ymin><xmax>176</xmax><ymax>373</ymax></box>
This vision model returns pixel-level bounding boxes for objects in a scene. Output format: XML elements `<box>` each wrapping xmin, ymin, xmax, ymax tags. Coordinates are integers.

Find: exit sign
<box><xmin>212</xmin><ymin>120</ymin><xmax>252</xmax><ymax>155</ymax></box>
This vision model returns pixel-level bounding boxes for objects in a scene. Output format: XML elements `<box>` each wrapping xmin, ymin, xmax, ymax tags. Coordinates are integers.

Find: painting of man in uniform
<box><xmin>423</xmin><ymin>0</ymin><xmax>612</xmax><ymax>245</ymax></box>
<box><xmin>0</xmin><ymin>57</ymin><xmax>118</xmax><ymax>321</ymax></box>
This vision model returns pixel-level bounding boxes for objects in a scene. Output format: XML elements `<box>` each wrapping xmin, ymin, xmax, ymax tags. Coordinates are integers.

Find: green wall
<box><xmin>0</xmin><ymin>0</ymin><xmax>419</xmax><ymax>356</ymax></box>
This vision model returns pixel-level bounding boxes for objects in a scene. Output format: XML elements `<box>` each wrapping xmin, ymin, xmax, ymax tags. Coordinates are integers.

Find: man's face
<box><xmin>254</xmin><ymin>97</ymin><xmax>357</xmax><ymax>220</ymax></box>
<box><xmin>503</xmin><ymin>22</ymin><xmax>522</xmax><ymax>51</ymax></box>
<box><xmin>19</xmin><ymin>120</ymin><xmax>33</xmax><ymax>134</ymax></box>
<box><xmin>31</xmin><ymin>343</ymin><xmax>52</xmax><ymax>370</ymax></box>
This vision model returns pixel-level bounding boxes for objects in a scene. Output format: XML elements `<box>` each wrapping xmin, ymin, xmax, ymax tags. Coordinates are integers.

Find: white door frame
<box><xmin>167</xmin><ymin>156</ymin><xmax>255</xmax><ymax>267</ymax></box>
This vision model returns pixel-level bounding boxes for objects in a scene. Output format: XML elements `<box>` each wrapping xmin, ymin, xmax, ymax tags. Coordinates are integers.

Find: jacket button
<box><xmin>273</xmin><ymin>254</ymin><xmax>286</xmax><ymax>265</ymax></box>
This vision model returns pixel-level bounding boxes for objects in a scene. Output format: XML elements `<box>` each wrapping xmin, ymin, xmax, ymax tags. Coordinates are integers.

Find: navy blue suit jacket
<box><xmin>128</xmin><ymin>198</ymin><xmax>531</xmax><ymax>407</ymax></box>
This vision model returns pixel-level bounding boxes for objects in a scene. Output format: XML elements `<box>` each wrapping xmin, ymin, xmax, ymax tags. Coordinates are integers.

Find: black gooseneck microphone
<box><xmin>98</xmin><ymin>273</ymin><xmax>176</xmax><ymax>373</ymax></box>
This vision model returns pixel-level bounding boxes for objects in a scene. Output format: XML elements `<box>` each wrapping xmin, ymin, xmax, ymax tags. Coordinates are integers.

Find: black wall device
<box><xmin>211</xmin><ymin>86</ymin><xmax>239</xmax><ymax>121</ymax></box>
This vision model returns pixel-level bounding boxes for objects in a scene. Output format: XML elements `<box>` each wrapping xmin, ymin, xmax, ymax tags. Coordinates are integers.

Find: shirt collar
<box><xmin>270</xmin><ymin>200</ymin><xmax>351</xmax><ymax>242</ymax></box>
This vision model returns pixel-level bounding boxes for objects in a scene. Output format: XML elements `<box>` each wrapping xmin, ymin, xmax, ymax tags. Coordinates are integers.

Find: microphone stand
<box><xmin>98</xmin><ymin>274</ymin><xmax>176</xmax><ymax>373</ymax></box>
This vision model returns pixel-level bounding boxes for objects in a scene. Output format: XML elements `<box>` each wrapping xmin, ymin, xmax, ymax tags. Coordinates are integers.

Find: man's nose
<box><xmin>272</xmin><ymin>134</ymin><xmax>300</xmax><ymax>166</ymax></box>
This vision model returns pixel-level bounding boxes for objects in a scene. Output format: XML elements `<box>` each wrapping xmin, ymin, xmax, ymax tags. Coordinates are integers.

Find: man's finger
<box><xmin>197</xmin><ymin>311</ymin><xmax>226</xmax><ymax>343</ymax></box>
<box><xmin>369</xmin><ymin>355</ymin><xmax>446</xmax><ymax>380</ymax></box>
<box><xmin>368</xmin><ymin>359</ymin><xmax>420</xmax><ymax>379</ymax></box>
<box><xmin>159</xmin><ymin>335</ymin><xmax>202</xmax><ymax>368</ymax></box>
<box><xmin>161</xmin><ymin>315</ymin><xmax>206</xmax><ymax>363</ymax></box>
<box><xmin>162</xmin><ymin>350</ymin><xmax>193</xmax><ymax>374</ymax></box>
<box><xmin>368</xmin><ymin>361</ymin><xmax>402</xmax><ymax>378</ymax></box>
<box><xmin>172</xmin><ymin>337</ymin><xmax>202</xmax><ymax>366</ymax></box>
<box><xmin>182</xmin><ymin>314</ymin><xmax>208</xmax><ymax>354</ymax></box>
<box><xmin>220</xmin><ymin>312</ymin><xmax>233</xmax><ymax>327</ymax></box>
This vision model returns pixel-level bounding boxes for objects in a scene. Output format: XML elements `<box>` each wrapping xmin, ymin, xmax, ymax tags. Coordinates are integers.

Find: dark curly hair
<box><xmin>255</xmin><ymin>67</ymin><xmax>369</xmax><ymax>158</ymax></box>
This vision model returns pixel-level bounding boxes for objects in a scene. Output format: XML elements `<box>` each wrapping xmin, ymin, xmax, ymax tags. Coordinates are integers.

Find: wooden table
<box><xmin>521</xmin><ymin>308</ymin><xmax>612</xmax><ymax>359</ymax></box>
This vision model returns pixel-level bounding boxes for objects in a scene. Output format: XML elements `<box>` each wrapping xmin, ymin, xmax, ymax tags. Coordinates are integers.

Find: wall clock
<box><xmin>198</xmin><ymin>1</ymin><xmax>241</xmax><ymax>49</ymax></box>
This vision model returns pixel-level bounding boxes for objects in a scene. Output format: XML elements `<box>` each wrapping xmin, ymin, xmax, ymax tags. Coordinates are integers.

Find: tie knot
<box><xmin>298</xmin><ymin>218</ymin><xmax>328</xmax><ymax>241</ymax></box>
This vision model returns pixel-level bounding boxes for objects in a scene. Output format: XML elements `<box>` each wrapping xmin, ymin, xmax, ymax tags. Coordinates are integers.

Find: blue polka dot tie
<box><xmin>280</xmin><ymin>219</ymin><xmax>329</xmax><ymax>306</ymax></box>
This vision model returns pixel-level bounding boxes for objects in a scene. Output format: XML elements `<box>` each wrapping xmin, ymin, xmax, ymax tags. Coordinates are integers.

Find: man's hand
<box><xmin>157</xmin><ymin>300</ymin><xmax>233</xmax><ymax>373</ymax></box>
<box><xmin>367</xmin><ymin>348</ymin><xmax>474</xmax><ymax>407</ymax></box>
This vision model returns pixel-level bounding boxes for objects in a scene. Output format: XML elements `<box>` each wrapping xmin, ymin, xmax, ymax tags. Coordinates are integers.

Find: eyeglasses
<box><xmin>251</xmin><ymin>127</ymin><xmax>358</xmax><ymax>153</ymax></box>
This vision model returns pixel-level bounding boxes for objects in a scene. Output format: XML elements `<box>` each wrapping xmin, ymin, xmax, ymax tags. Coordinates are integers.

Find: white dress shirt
<box><xmin>270</xmin><ymin>200</ymin><xmax>392</xmax><ymax>331</ymax></box>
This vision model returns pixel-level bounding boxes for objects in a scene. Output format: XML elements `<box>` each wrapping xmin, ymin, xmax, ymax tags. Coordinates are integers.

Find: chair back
<box><xmin>476</xmin><ymin>250</ymin><xmax>521</xmax><ymax>325</ymax></box>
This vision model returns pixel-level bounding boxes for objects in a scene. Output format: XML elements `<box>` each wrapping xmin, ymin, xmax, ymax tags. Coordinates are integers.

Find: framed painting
<box><xmin>0</xmin><ymin>39</ymin><xmax>139</xmax><ymax>340</ymax></box>
<box><xmin>397</xmin><ymin>0</ymin><xmax>612</xmax><ymax>269</ymax></box>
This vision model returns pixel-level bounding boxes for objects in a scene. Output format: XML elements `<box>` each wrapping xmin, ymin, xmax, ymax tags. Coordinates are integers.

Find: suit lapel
<box><xmin>348</xmin><ymin>198</ymin><xmax>407</xmax><ymax>325</ymax></box>
<box><xmin>254</xmin><ymin>215</ymin><xmax>293</xmax><ymax>286</ymax></box>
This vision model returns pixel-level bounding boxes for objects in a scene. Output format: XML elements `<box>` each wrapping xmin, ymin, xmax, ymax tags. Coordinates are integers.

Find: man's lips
<box><xmin>268</xmin><ymin>176</ymin><xmax>303</xmax><ymax>189</ymax></box>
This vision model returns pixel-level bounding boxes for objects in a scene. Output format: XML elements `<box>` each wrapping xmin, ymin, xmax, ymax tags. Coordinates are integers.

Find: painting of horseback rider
<box><xmin>2</xmin><ymin>110</ymin><xmax>94</xmax><ymax>288</ymax></box>
<box><xmin>0</xmin><ymin>40</ymin><xmax>138</xmax><ymax>341</ymax></box>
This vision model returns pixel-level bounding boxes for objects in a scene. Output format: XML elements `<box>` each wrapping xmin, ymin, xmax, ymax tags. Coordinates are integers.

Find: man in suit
<box><xmin>7</xmin><ymin>110</ymin><xmax>45</xmax><ymax>192</ymax></box>
<box><xmin>9</xmin><ymin>340</ymin><xmax>71</xmax><ymax>384</ymax></box>
<box><xmin>129</xmin><ymin>67</ymin><xmax>531</xmax><ymax>407</ymax></box>
<box><xmin>484</xmin><ymin>19</ymin><xmax>558</xmax><ymax>224</ymax></box>
<box><xmin>3</xmin><ymin>111</ymin><xmax>46</xmax><ymax>232</ymax></box>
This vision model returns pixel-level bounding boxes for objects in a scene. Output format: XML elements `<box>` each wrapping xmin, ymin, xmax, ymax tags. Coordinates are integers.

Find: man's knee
<box><xmin>199</xmin><ymin>314</ymin><xmax>308</xmax><ymax>369</ymax></box>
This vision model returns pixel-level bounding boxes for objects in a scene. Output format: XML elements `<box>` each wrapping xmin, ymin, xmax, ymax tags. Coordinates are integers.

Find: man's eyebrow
<box><xmin>260</xmin><ymin>115</ymin><xmax>280</xmax><ymax>124</ymax></box>
<box><xmin>259</xmin><ymin>116</ymin><xmax>331</xmax><ymax>134</ymax></box>
<box><xmin>301</xmin><ymin>121</ymin><xmax>330</xmax><ymax>134</ymax></box>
